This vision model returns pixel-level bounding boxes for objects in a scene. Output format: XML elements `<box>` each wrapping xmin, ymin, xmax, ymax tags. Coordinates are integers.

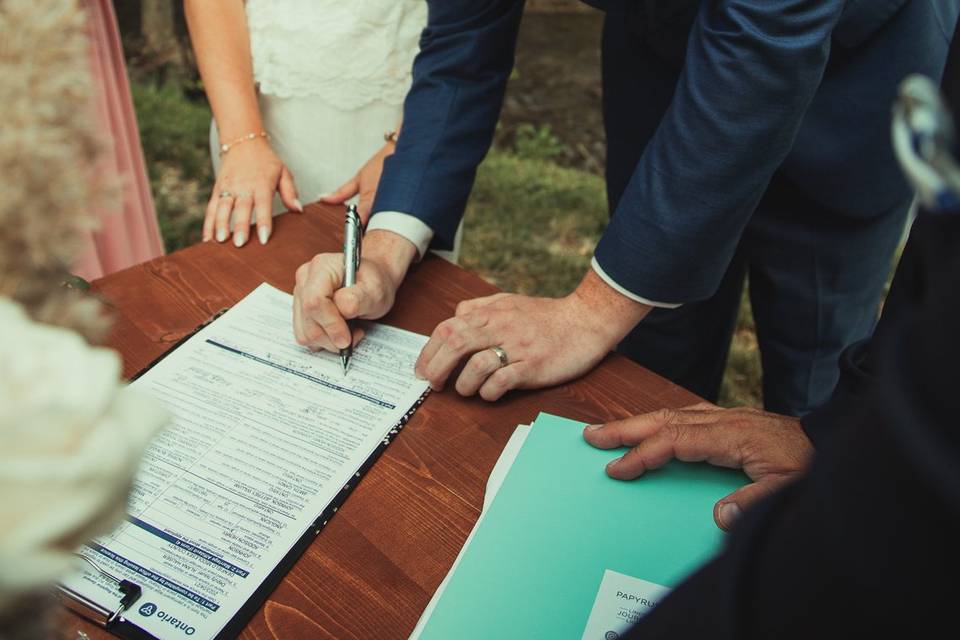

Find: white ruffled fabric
<box><xmin>245</xmin><ymin>0</ymin><xmax>427</xmax><ymax>108</ymax></box>
<box><xmin>0</xmin><ymin>298</ymin><xmax>168</xmax><ymax>612</ymax></box>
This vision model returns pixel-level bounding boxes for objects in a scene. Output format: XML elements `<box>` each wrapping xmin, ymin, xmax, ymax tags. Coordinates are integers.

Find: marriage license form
<box><xmin>60</xmin><ymin>284</ymin><xmax>430</xmax><ymax>639</ymax></box>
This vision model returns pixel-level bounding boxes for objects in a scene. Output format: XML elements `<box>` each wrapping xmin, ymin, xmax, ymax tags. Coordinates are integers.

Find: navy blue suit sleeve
<box><xmin>371</xmin><ymin>0</ymin><xmax>525</xmax><ymax>249</ymax></box>
<box><xmin>595</xmin><ymin>0</ymin><xmax>845</xmax><ymax>302</ymax></box>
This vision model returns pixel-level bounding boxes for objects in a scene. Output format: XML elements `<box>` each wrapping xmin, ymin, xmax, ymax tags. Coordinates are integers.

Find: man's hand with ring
<box><xmin>414</xmin><ymin>270</ymin><xmax>652</xmax><ymax>401</ymax></box>
<box><xmin>583</xmin><ymin>403</ymin><xmax>814</xmax><ymax>530</ymax></box>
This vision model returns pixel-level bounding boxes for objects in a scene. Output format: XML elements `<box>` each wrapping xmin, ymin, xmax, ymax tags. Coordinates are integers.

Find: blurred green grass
<box><xmin>132</xmin><ymin>82</ymin><xmax>211</xmax><ymax>251</ymax></box>
<box><xmin>462</xmin><ymin>151</ymin><xmax>606</xmax><ymax>297</ymax></box>
<box><xmin>134</xmin><ymin>84</ymin><xmax>764</xmax><ymax>408</ymax></box>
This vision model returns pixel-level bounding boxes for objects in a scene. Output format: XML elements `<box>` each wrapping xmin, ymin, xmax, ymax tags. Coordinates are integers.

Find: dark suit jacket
<box><xmin>372</xmin><ymin>0</ymin><xmax>958</xmax><ymax>302</ymax></box>
<box><xmin>618</xmin><ymin>19</ymin><xmax>960</xmax><ymax>636</ymax></box>
<box><xmin>617</xmin><ymin>211</ymin><xmax>960</xmax><ymax>639</ymax></box>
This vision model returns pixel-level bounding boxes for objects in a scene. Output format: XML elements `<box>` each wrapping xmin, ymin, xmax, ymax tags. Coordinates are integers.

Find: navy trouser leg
<box><xmin>617</xmin><ymin>251</ymin><xmax>749</xmax><ymax>403</ymax></box>
<box><xmin>602</xmin><ymin>11</ymin><xmax>682</xmax><ymax>213</ymax></box>
<box><xmin>745</xmin><ymin>176</ymin><xmax>909</xmax><ymax>416</ymax></box>
<box><xmin>615</xmin><ymin>185</ymin><xmax>906</xmax><ymax>415</ymax></box>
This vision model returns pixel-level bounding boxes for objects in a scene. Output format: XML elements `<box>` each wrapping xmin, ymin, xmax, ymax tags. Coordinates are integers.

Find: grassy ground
<box><xmin>132</xmin><ymin>83</ymin><xmax>211</xmax><ymax>251</ymax></box>
<box><xmin>462</xmin><ymin>149</ymin><xmax>606</xmax><ymax>298</ymax></box>
<box><xmin>133</xmin><ymin>82</ymin><xmax>764</xmax><ymax>408</ymax></box>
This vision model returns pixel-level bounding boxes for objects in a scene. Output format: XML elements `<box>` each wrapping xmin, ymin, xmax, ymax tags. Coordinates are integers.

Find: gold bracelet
<box><xmin>219</xmin><ymin>130</ymin><xmax>269</xmax><ymax>156</ymax></box>
<box><xmin>384</xmin><ymin>130</ymin><xmax>399</xmax><ymax>144</ymax></box>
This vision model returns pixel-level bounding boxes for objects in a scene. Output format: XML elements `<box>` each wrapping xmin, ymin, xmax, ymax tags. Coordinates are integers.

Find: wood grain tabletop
<box><xmin>63</xmin><ymin>203</ymin><xmax>697</xmax><ymax>640</ymax></box>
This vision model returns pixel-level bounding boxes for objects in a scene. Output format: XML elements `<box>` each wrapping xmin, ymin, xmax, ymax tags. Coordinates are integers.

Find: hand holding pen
<box><xmin>292</xmin><ymin>207</ymin><xmax>417</xmax><ymax>358</ymax></box>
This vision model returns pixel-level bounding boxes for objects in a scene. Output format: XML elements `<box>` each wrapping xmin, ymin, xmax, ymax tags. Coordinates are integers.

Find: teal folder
<box><xmin>418</xmin><ymin>413</ymin><xmax>746</xmax><ymax>639</ymax></box>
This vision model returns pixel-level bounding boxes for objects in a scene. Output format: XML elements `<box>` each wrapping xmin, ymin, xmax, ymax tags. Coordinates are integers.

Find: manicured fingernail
<box><xmin>414</xmin><ymin>369</ymin><xmax>426</xmax><ymax>380</ymax></box>
<box><xmin>317</xmin><ymin>192</ymin><xmax>331</xmax><ymax>200</ymax></box>
<box><xmin>719</xmin><ymin>503</ymin><xmax>742</xmax><ymax>529</ymax></box>
<box><xmin>606</xmin><ymin>455</ymin><xmax>623</xmax><ymax>469</ymax></box>
<box><xmin>216</xmin><ymin>228</ymin><xmax>227</xmax><ymax>243</ymax></box>
<box><xmin>293</xmin><ymin>198</ymin><xmax>304</xmax><ymax>212</ymax></box>
<box><xmin>586</xmin><ymin>424</ymin><xmax>603</xmax><ymax>431</ymax></box>
<box><xmin>203</xmin><ymin>233</ymin><xmax>211</xmax><ymax>242</ymax></box>
<box><xmin>258</xmin><ymin>226</ymin><xmax>271</xmax><ymax>245</ymax></box>
<box><xmin>233</xmin><ymin>231</ymin><xmax>246</xmax><ymax>247</ymax></box>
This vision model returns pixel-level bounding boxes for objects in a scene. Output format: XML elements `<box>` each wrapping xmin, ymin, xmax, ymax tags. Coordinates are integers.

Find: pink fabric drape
<box><xmin>74</xmin><ymin>0</ymin><xmax>165</xmax><ymax>281</ymax></box>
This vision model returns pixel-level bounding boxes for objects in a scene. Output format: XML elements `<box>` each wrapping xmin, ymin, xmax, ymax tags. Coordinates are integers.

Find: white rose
<box><xmin>0</xmin><ymin>298</ymin><xmax>168</xmax><ymax>611</ymax></box>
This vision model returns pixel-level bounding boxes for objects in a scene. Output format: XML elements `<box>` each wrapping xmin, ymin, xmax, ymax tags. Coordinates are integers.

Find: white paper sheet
<box><xmin>580</xmin><ymin>569</ymin><xmax>670</xmax><ymax>639</ymax></box>
<box><xmin>408</xmin><ymin>424</ymin><xmax>532</xmax><ymax>640</ymax></box>
<box><xmin>60</xmin><ymin>283</ymin><xmax>429</xmax><ymax>639</ymax></box>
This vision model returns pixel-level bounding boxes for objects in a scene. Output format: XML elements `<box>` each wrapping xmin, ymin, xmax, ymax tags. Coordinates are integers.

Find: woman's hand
<box><xmin>320</xmin><ymin>141</ymin><xmax>395</xmax><ymax>225</ymax></box>
<box><xmin>185</xmin><ymin>0</ymin><xmax>296</xmax><ymax>246</ymax></box>
<box><xmin>202</xmin><ymin>138</ymin><xmax>303</xmax><ymax>247</ymax></box>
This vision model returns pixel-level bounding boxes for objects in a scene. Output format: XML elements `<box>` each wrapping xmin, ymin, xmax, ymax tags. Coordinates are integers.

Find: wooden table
<box><xmin>67</xmin><ymin>204</ymin><xmax>696</xmax><ymax>640</ymax></box>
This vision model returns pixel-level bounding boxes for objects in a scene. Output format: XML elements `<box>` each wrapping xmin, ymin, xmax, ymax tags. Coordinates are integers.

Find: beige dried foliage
<box><xmin>0</xmin><ymin>0</ymin><xmax>114</xmax><ymax>342</ymax></box>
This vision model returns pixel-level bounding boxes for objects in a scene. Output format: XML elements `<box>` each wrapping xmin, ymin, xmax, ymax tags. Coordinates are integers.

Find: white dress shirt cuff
<box><xmin>590</xmin><ymin>257</ymin><xmax>683</xmax><ymax>309</ymax></box>
<box><xmin>367</xmin><ymin>211</ymin><xmax>435</xmax><ymax>260</ymax></box>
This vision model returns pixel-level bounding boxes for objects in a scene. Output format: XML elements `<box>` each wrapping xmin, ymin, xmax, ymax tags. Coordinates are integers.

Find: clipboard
<box><xmin>56</xmin><ymin>307</ymin><xmax>430</xmax><ymax>640</ymax></box>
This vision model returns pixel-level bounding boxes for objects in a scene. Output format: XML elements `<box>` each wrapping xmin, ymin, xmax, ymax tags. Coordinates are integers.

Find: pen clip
<box><xmin>345</xmin><ymin>205</ymin><xmax>362</xmax><ymax>269</ymax></box>
<box><xmin>353</xmin><ymin>226</ymin><xmax>361</xmax><ymax>270</ymax></box>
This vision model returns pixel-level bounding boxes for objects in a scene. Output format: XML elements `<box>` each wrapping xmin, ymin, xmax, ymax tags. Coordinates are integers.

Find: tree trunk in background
<box><xmin>138</xmin><ymin>0</ymin><xmax>192</xmax><ymax>85</ymax></box>
<box><xmin>112</xmin><ymin>0</ymin><xmax>138</xmax><ymax>53</ymax></box>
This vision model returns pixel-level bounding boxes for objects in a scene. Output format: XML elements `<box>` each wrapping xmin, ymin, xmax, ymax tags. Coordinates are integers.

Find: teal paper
<box><xmin>419</xmin><ymin>413</ymin><xmax>746</xmax><ymax>639</ymax></box>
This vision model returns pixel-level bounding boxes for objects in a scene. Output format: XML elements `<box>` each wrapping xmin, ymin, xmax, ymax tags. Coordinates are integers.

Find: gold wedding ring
<box><xmin>490</xmin><ymin>346</ymin><xmax>509</xmax><ymax>368</ymax></box>
<box><xmin>218</xmin><ymin>191</ymin><xmax>233</xmax><ymax>199</ymax></box>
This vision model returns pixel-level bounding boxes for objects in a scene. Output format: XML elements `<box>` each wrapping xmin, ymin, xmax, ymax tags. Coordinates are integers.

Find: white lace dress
<box><xmin>210</xmin><ymin>0</ymin><xmax>429</xmax><ymax>221</ymax></box>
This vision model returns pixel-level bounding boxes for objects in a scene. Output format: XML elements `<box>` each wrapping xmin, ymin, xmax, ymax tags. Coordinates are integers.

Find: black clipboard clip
<box><xmin>57</xmin><ymin>553</ymin><xmax>142</xmax><ymax>627</ymax></box>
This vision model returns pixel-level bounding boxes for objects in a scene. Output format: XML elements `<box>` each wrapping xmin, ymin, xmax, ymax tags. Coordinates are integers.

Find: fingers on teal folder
<box><xmin>417</xmin><ymin>413</ymin><xmax>746</xmax><ymax>639</ymax></box>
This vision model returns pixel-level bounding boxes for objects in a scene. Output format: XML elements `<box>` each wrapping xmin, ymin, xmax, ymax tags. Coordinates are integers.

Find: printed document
<box><xmin>60</xmin><ymin>284</ymin><xmax>429</xmax><ymax>639</ymax></box>
<box><xmin>580</xmin><ymin>570</ymin><xmax>670</xmax><ymax>639</ymax></box>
